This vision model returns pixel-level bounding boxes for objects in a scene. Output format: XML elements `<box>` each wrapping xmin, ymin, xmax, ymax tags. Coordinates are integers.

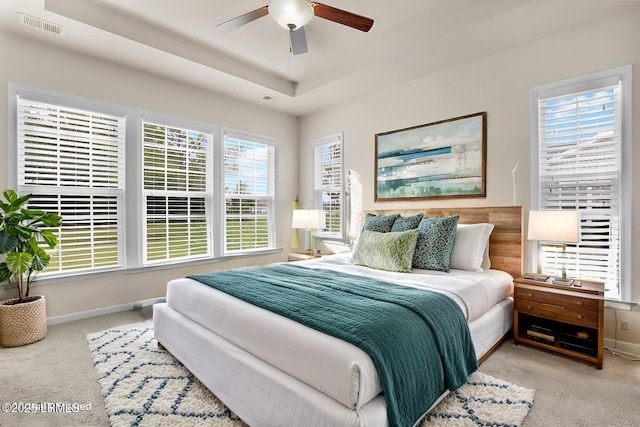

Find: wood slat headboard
<box><xmin>365</xmin><ymin>206</ymin><xmax>523</xmax><ymax>279</ymax></box>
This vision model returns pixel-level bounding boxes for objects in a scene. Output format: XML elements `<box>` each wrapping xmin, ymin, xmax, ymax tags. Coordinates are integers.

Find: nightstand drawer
<box><xmin>515</xmin><ymin>300</ymin><xmax>598</xmax><ymax>328</ymax></box>
<box><xmin>515</xmin><ymin>286</ymin><xmax>599</xmax><ymax>311</ymax></box>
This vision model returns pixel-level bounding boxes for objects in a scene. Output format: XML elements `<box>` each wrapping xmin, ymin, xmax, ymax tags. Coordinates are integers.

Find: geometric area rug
<box><xmin>87</xmin><ymin>321</ymin><xmax>535</xmax><ymax>427</ymax></box>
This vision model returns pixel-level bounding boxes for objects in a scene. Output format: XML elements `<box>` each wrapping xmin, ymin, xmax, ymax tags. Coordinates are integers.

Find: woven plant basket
<box><xmin>0</xmin><ymin>295</ymin><xmax>47</xmax><ymax>347</ymax></box>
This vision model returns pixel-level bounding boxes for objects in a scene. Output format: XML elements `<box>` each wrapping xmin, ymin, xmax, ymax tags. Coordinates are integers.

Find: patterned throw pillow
<box><xmin>391</xmin><ymin>213</ymin><xmax>424</xmax><ymax>232</ymax></box>
<box><xmin>353</xmin><ymin>229</ymin><xmax>419</xmax><ymax>273</ymax></box>
<box><xmin>412</xmin><ymin>215</ymin><xmax>460</xmax><ymax>272</ymax></box>
<box><xmin>362</xmin><ymin>213</ymin><xmax>401</xmax><ymax>233</ymax></box>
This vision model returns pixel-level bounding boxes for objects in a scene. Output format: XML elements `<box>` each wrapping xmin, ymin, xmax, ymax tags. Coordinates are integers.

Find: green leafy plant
<box><xmin>0</xmin><ymin>190</ymin><xmax>62</xmax><ymax>302</ymax></box>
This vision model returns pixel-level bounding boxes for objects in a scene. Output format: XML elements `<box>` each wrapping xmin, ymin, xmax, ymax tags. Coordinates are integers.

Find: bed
<box><xmin>153</xmin><ymin>206</ymin><xmax>523</xmax><ymax>427</ymax></box>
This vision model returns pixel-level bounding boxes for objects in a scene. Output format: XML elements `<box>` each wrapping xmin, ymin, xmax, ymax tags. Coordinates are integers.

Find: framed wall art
<box><xmin>375</xmin><ymin>111</ymin><xmax>487</xmax><ymax>201</ymax></box>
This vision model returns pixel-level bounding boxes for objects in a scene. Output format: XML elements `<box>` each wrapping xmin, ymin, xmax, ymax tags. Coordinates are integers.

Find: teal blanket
<box><xmin>189</xmin><ymin>264</ymin><xmax>477</xmax><ymax>427</ymax></box>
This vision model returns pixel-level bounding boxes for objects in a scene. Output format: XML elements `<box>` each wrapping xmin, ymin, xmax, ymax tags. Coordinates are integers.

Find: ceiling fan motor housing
<box><xmin>268</xmin><ymin>0</ymin><xmax>314</xmax><ymax>30</ymax></box>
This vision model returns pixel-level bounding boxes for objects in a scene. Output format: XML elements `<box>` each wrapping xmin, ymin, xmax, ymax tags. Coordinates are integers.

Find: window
<box><xmin>142</xmin><ymin>118</ymin><xmax>212</xmax><ymax>264</ymax></box>
<box><xmin>531</xmin><ymin>66</ymin><xmax>631</xmax><ymax>301</ymax></box>
<box><xmin>10</xmin><ymin>84</ymin><xmax>280</xmax><ymax>281</ymax></box>
<box><xmin>314</xmin><ymin>133</ymin><xmax>343</xmax><ymax>238</ymax></box>
<box><xmin>15</xmin><ymin>91</ymin><xmax>126</xmax><ymax>276</ymax></box>
<box><xmin>223</xmin><ymin>129</ymin><xmax>276</xmax><ymax>254</ymax></box>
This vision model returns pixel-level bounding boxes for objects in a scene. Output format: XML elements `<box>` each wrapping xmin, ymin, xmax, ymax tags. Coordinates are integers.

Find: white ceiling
<box><xmin>0</xmin><ymin>0</ymin><xmax>635</xmax><ymax>116</ymax></box>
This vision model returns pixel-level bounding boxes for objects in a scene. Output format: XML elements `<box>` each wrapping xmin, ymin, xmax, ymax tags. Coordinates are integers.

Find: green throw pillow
<box><xmin>412</xmin><ymin>215</ymin><xmax>459</xmax><ymax>272</ymax></box>
<box><xmin>353</xmin><ymin>229</ymin><xmax>419</xmax><ymax>273</ymax></box>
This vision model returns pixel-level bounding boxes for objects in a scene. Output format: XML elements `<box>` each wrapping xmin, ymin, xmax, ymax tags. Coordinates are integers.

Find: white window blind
<box><xmin>142</xmin><ymin>121</ymin><xmax>211</xmax><ymax>263</ymax></box>
<box><xmin>223</xmin><ymin>130</ymin><xmax>275</xmax><ymax>253</ymax></box>
<box><xmin>16</xmin><ymin>96</ymin><xmax>125</xmax><ymax>274</ymax></box>
<box><xmin>314</xmin><ymin>134</ymin><xmax>343</xmax><ymax>237</ymax></box>
<box><xmin>11</xmin><ymin>84</ymin><xmax>281</xmax><ymax>281</ymax></box>
<box><xmin>536</xmin><ymin>77</ymin><xmax>623</xmax><ymax>299</ymax></box>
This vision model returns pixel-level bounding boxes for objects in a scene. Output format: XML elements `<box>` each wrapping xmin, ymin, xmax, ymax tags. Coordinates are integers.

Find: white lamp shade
<box><xmin>292</xmin><ymin>209</ymin><xmax>326</xmax><ymax>229</ymax></box>
<box><xmin>528</xmin><ymin>210</ymin><xmax>580</xmax><ymax>243</ymax></box>
<box><xmin>268</xmin><ymin>0</ymin><xmax>314</xmax><ymax>30</ymax></box>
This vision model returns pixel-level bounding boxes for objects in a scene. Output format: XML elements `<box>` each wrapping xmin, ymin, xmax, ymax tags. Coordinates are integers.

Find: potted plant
<box><xmin>0</xmin><ymin>190</ymin><xmax>61</xmax><ymax>347</ymax></box>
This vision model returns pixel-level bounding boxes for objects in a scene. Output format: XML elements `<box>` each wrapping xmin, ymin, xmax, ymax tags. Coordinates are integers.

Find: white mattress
<box><xmin>165</xmin><ymin>258</ymin><xmax>513</xmax><ymax>411</ymax></box>
<box><xmin>167</xmin><ymin>276</ymin><xmax>380</xmax><ymax>409</ymax></box>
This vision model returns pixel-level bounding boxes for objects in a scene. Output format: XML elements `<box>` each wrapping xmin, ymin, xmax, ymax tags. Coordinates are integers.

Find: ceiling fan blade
<box><xmin>290</xmin><ymin>26</ymin><xmax>308</xmax><ymax>55</ymax></box>
<box><xmin>312</xmin><ymin>3</ymin><xmax>374</xmax><ymax>32</ymax></box>
<box><xmin>217</xmin><ymin>6</ymin><xmax>269</xmax><ymax>33</ymax></box>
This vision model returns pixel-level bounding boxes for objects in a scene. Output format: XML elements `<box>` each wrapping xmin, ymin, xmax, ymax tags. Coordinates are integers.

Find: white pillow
<box><xmin>481</xmin><ymin>241</ymin><xmax>492</xmax><ymax>270</ymax></box>
<box><xmin>450</xmin><ymin>223</ymin><xmax>494</xmax><ymax>272</ymax></box>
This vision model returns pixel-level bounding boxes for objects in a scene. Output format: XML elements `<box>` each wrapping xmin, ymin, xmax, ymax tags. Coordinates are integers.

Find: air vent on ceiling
<box><xmin>18</xmin><ymin>13</ymin><xmax>64</xmax><ymax>35</ymax></box>
<box><xmin>262</xmin><ymin>95</ymin><xmax>274</xmax><ymax>102</ymax></box>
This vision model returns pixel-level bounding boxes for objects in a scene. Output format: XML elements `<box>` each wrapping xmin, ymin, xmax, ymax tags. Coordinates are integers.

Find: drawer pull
<box><xmin>542</xmin><ymin>303</ymin><xmax>565</xmax><ymax>310</ymax></box>
<box><xmin>576</xmin><ymin>301</ymin><xmax>583</xmax><ymax>306</ymax></box>
<box><xmin>577</xmin><ymin>314</ymin><xmax>583</xmax><ymax>319</ymax></box>
<box><xmin>527</xmin><ymin>293</ymin><xmax>533</xmax><ymax>297</ymax></box>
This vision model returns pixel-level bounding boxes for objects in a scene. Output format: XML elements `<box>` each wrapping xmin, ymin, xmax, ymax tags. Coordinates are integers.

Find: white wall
<box><xmin>0</xmin><ymin>32</ymin><xmax>299</xmax><ymax>318</ymax></box>
<box><xmin>299</xmin><ymin>6</ymin><xmax>640</xmax><ymax>345</ymax></box>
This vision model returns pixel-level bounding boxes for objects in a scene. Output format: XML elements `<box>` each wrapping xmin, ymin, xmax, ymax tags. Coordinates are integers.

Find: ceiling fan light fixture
<box><xmin>268</xmin><ymin>0</ymin><xmax>314</xmax><ymax>31</ymax></box>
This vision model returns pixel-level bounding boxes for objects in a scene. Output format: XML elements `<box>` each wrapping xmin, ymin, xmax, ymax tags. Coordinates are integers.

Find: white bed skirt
<box><xmin>154</xmin><ymin>303</ymin><xmax>391</xmax><ymax>426</ymax></box>
<box><xmin>470</xmin><ymin>297</ymin><xmax>513</xmax><ymax>357</ymax></box>
<box><xmin>153</xmin><ymin>296</ymin><xmax>512</xmax><ymax>427</ymax></box>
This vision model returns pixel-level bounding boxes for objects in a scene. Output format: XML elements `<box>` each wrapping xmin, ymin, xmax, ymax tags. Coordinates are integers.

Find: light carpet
<box><xmin>87</xmin><ymin>321</ymin><xmax>534</xmax><ymax>427</ymax></box>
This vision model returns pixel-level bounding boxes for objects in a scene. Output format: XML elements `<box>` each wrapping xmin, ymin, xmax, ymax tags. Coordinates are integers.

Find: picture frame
<box><xmin>375</xmin><ymin>112</ymin><xmax>487</xmax><ymax>201</ymax></box>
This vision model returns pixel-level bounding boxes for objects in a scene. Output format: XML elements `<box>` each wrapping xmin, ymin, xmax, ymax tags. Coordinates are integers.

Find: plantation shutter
<box><xmin>536</xmin><ymin>77</ymin><xmax>621</xmax><ymax>299</ymax></box>
<box><xmin>223</xmin><ymin>130</ymin><xmax>275</xmax><ymax>253</ymax></box>
<box><xmin>142</xmin><ymin>120</ymin><xmax>211</xmax><ymax>263</ymax></box>
<box><xmin>346</xmin><ymin>169</ymin><xmax>363</xmax><ymax>241</ymax></box>
<box><xmin>16</xmin><ymin>96</ymin><xmax>125</xmax><ymax>274</ymax></box>
<box><xmin>314</xmin><ymin>134</ymin><xmax>343</xmax><ymax>237</ymax></box>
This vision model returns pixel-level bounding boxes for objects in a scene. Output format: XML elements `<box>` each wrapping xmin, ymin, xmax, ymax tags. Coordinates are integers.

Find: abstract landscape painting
<box><xmin>375</xmin><ymin>112</ymin><xmax>486</xmax><ymax>201</ymax></box>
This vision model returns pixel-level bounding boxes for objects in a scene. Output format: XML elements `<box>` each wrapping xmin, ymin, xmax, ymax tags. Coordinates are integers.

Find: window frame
<box><xmin>140</xmin><ymin>111</ymin><xmax>215</xmax><ymax>266</ymax></box>
<box><xmin>6</xmin><ymin>83</ymin><xmax>281</xmax><ymax>285</ymax></box>
<box><xmin>313</xmin><ymin>132</ymin><xmax>344</xmax><ymax>240</ymax></box>
<box><xmin>10</xmin><ymin>84</ymin><xmax>130</xmax><ymax>278</ymax></box>
<box><xmin>530</xmin><ymin>65</ymin><xmax>632</xmax><ymax>301</ymax></box>
<box><xmin>221</xmin><ymin>127</ymin><xmax>277</xmax><ymax>255</ymax></box>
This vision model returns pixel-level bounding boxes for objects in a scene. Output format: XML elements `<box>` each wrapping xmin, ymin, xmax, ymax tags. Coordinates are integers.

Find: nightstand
<box><xmin>513</xmin><ymin>276</ymin><xmax>604</xmax><ymax>369</ymax></box>
<box><xmin>287</xmin><ymin>252</ymin><xmax>322</xmax><ymax>262</ymax></box>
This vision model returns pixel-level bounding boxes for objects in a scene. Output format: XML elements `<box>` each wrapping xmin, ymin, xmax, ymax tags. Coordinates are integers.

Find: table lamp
<box><xmin>292</xmin><ymin>209</ymin><xmax>326</xmax><ymax>254</ymax></box>
<box><xmin>528</xmin><ymin>210</ymin><xmax>580</xmax><ymax>284</ymax></box>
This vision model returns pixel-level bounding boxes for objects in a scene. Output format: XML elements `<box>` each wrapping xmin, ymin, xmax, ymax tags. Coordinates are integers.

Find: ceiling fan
<box><xmin>217</xmin><ymin>0</ymin><xmax>374</xmax><ymax>55</ymax></box>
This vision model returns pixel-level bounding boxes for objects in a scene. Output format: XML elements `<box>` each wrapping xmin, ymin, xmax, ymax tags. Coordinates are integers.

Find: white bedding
<box><xmin>300</xmin><ymin>253</ymin><xmax>513</xmax><ymax>322</ymax></box>
<box><xmin>164</xmin><ymin>257</ymin><xmax>513</xmax><ymax>412</ymax></box>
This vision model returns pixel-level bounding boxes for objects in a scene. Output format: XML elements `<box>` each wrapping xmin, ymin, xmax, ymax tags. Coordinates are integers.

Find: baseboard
<box><xmin>604</xmin><ymin>338</ymin><xmax>640</xmax><ymax>360</ymax></box>
<box><xmin>47</xmin><ymin>297</ymin><xmax>165</xmax><ymax>326</ymax></box>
